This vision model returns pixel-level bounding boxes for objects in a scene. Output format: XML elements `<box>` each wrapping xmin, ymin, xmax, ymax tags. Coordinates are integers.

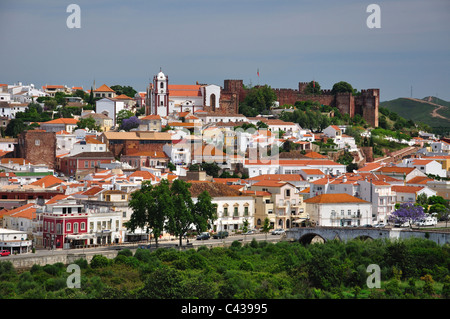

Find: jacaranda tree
<box><xmin>390</xmin><ymin>202</ymin><xmax>426</xmax><ymax>228</ymax></box>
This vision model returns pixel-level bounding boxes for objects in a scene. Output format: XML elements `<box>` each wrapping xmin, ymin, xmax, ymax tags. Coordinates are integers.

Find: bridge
<box><xmin>285</xmin><ymin>227</ymin><xmax>450</xmax><ymax>246</ymax></box>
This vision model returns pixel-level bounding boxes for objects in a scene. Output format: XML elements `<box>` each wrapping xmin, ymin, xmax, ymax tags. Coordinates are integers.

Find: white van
<box><xmin>416</xmin><ymin>216</ymin><xmax>437</xmax><ymax>226</ymax></box>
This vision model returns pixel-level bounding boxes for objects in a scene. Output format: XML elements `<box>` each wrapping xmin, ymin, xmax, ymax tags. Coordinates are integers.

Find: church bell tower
<box><xmin>152</xmin><ymin>69</ymin><xmax>169</xmax><ymax>116</ymax></box>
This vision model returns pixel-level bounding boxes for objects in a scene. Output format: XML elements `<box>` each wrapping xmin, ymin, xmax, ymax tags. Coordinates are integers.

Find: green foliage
<box><xmin>76</xmin><ymin>116</ymin><xmax>102</xmax><ymax>132</ymax></box>
<box><xmin>1</xmin><ymin>238</ymin><xmax>450</xmax><ymax>299</ymax></box>
<box><xmin>90</xmin><ymin>255</ymin><xmax>110</xmax><ymax>268</ymax></box>
<box><xmin>331</xmin><ymin>81</ymin><xmax>355</xmax><ymax>94</ymax></box>
<box><xmin>304</xmin><ymin>81</ymin><xmax>321</xmax><ymax>95</ymax></box>
<box><xmin>239</xmin><ymin>85</ymin><xmax>277</xmax><ymax>116</ymax></box>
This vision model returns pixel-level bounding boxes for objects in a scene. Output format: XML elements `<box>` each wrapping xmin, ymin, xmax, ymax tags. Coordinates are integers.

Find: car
<box><xmin>362</xmin><ymin>224</ymin><xmax>373</xmax><ymax>228</ymax></box>
<box><xmin>271</xmin><ymin>229</ymin><xmax>285</xmax><ymax>235</ymax></box>
<box><xmin>243</xmin><ymin>230</ymin><xmax>254</xmax><ymax>235</ymax></box>
<box><xmin>374</xmin><ymin>223</ymin><xmax>386</xmax><ymax>228</ymax></box>
<box><xmin>196</xmin><ymin>232</ymin><xmax>211</xmax><ymax>240</ymax></box>
<box><xmin>0</xmin><ymin>250</ymin><xmax>10</xmax><ymax>257</ymax></box>
<box><xmin>212</xmin><ymin>231</ymin><xmax>229</xmax><ymax>239</ymax></box>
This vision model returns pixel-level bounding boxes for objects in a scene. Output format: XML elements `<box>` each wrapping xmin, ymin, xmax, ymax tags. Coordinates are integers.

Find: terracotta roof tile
<box><xmin>94</xmin><ymin>84</ymin><xmax>115</xmax><ymax>92</ymax></box>
<box><xmin>30</xmin><ymin>175</ymin><xmax>64</xmax><ymax>188</ymax></box>
<box><xmin>391</xmin><ymin>186</ymin><xmax>424</xmax><ymax>193</ymax></box>
<box><xmin>304</xmin><ymin>193</ymin><xmax>369</xmax><ymax>204</ymax></box>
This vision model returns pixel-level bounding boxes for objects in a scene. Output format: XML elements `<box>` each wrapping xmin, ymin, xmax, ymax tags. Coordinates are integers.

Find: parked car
<box><xmin>243</xmin><ymin>230</ymin><xmax>254</xmax><ymax>235</ymax></box>
<box><xmin>0</xmin><ymin>250</ymin><xmax>10</xmax><ymax>256</ymax></box>
<box><xmin>361</xmin><ymin>224</ymin><xmax>373</xmax><ymax>228</ymax></box>
<box><xmin>212</xmin><ymin>231</ymin><xmax>229</xmax><ymax>239</ymax></box>
<box><xmin>196</xmin><ymin>232</ymin><xmax>211</xmax><ymax>240</ymax></box>
<box><xmin>374</xmin><ymin>223</ymin><xmax>386</xmax><ymax>228</ymax></box>
<box><xmin>272</xmin><ymin>229</ymin><xmax>285</xmax><ymax>235</ymax></box>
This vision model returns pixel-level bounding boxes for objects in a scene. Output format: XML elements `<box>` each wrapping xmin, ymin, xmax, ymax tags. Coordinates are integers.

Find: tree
<box><xmin>331</xmin><ymin>81</ymin><xmax>354</xmax><ymax>94</ymax></box>
<box><xmin>193</xmin><ymin>191</ymin><xmax>217</xmax><ymax>235</ymax></box>
<box><xmin>390</xmin><ymin>202</ymin><xmax>426</xmax><ymax>228</ymax></box>
<box><xmin>304</xmin><ymin>81</ymin><xmax>321</xmax><ymax>95</ymax></box>
<box><xmin>261</xmin><ymin>217</ymin><xmax>271</xmax><ymax>240</ymax></box>
<box><xmin>110</xmin><ymin>85</ymin><xmax>137</xmax><ymax>98</ymax></box>
<box><xmin>116</xmin><ymin>109</ymin><xmax>134</xmax><ymax>128</ymax></box>
<box><xmin>120</xmin><ymin>116</ymin><xmax>140</xmax><ymax>131</ymax></box>
<box><xmin>256</xmin><ymin>121</ymin><xmax>268</xmax><ymax>129</ymax></box>
<box><xmin>416</xmin><ymin>193</ymin><xmax>429</xmax><ymax>213</ymax></box>
<box><xmin>126</xmin><ymin>180</ymin><xmax>171</xmax><ymax>247</ymax></box>
<box><xmin>165</xmin><ymin>180</ymin><xmax>196</xmax><ymax>247</ymax></box>
<box><xmin>76</xmin><ymin>117</ymin><xmax>101</xmax><ymax>131</ymax></box>
<box><xmin>5</xmin><ymin>119</ymin><xmax>26</xmax><ymax>137</ymax></box>
<box><xmin>239</xmin><ymin>85</ymin><xmax>277</xmax><ymax>116</ymax></box>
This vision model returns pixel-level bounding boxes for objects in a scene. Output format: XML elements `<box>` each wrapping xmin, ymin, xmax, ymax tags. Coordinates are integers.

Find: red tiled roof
<box><xmin>168</xmin><ymin>85</ymin><xmax>201</xmax><ymax>97</ymax></box>
<box><xmin>43</xmin><ymin>118</ymin><xmax>79</xmax><ymax>125</ymax></box>
<box><xmin>304</xmin><ymin>193</ymin><xmax>369</xmax><ymax>204</ymax></box>
<box><xmin>94</xmin><ymin>84</ymin><xmax>115</xmax><ymax>92</ymax></box>
<box><xmin>30</xmin><ymin>175</ymin><xmax>64</xmax><ymax>188</ymax></box>
<box><xmin>391</xmin><ymin>186</ymin><xmax>424</xmax><ymax>193</ymax></box>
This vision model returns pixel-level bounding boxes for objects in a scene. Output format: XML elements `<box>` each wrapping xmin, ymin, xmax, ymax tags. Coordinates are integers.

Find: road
<box><xmin>0</xmin><ymin>232</ymin><xmax>284</xmax><ymax>261</ymax></box>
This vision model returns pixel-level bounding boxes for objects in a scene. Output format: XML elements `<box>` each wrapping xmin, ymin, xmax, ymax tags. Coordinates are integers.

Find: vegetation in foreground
<box><xmin>0</xmin><ymin>238</ymin><xmax>449</xmax><ymax>299</ymax></box>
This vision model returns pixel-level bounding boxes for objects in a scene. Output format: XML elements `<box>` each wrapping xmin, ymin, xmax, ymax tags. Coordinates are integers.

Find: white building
<box><xmin>358</xmin><ymin>179</ymin><xmax>396</xmax><ymax>224</ymax></box>
<box><xmin>430</xmin><ymin>141</ymin><xmax>450</xmax><ymax>154</ymax></box>
<box><xmin>0</xmin><ymin>102</ymin><xmax>28</xmax><ymax>119</ymax></box>
<box><xmin>189</xmin><ymin>181</ymin><xmax>255</xmax><ymax>233</ymax></box>
<box><xmin>146</xmin><ymin>70</ymin><xmax>222</xmax><ymax>117</ymax></box>
<box><xmin>304</xmin><ymin>193</ymin><xmax>373</xmax><ymax>227</ymax></box>
<box><xmin>56</xmin><ymin>130</ymin><xmax>77</xmax><ymax>156</ymax></box>
<box><xmin>391</xmin><ymin>185</ymin><xmax>437</xmax><ymax>203</ymax></box>
<box><xmin>0</xmin><ymin>228</ymin><xmax>33</xmax><ymax>254</ymax></box>
<box><xmin>402</xmin><ymin>159</ymin><xmax>447</xmax><ymax>178</ymax></box>
<box><xmin>95</xmin><ymin>98</ymin><xmax>125</xmax><ymax>127</ymax></box>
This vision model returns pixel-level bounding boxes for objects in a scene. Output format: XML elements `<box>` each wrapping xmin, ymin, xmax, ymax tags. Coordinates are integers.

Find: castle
<box><xmin>273</xmin><ymin>82</ymin><xmax>379</xmax><ymax>127</ymax></box>
<box><xmin>146</xmin><ymin>72</ymin><xmax>379</xmax><ymax>127</ymax></box>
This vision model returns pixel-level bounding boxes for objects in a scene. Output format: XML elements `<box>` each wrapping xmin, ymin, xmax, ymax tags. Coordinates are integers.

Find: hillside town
<box><xmin>0</xmin><ymin>72</ymin><xmax>449</xmax><ymax>254</ymax></box>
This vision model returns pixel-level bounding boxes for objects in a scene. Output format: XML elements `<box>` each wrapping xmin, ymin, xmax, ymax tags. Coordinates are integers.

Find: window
<box><xmin>244</xmin><ymin>207</ymin><xmax>249</xmax><ymax>216</ymax></box>
<box><xmin>348</xmin><ymin>210</ymin><xmax>351</xmax><ymax>216</ymax></box>
<box><xmin>223</xmin><ymin>207</ymin><xmax>228</xmax><ymax>216</ymax></box>
<box><xmin>66</xmin><ymin>223</ymin><xmax>71</xmax><ymax>231</ymax></box>
<box><xmin>285</xmin><ymin>189</ymin><xmax>291</xmax><ymax>197</ymax></box>
<box><xmin>331</xmin><ymin>210</ymin><xmax>336</xmax><ymax>216</ymax></box>
<box><xmin>74</xmin><ymin>223</ymin><xmax>79</xmax><ymax>233</ymax></box>
<box><xmin>81</xmin><ymin>222</ymin><xmax>86</xmax><ymax>231</ymax></box>
<box><xmin>35</xmin><ymin>139</ymin><xmax>40</xmax><ymax>146</ymax></box>
<box><xmin>341</xmin><ymin>210</ymin><xmax>344</xmax><ymax>216</ymax></box>
<box><xmin>234</xmin><ymin>207</ymin><xmax>238</xmax><ymax>216</ymax></box>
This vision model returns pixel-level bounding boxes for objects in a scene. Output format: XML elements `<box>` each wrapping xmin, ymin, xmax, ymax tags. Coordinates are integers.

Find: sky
<box><xmin>0</xmin><ymin>0</ymin><xmax>449</xmax><ymax>102</ymax></box>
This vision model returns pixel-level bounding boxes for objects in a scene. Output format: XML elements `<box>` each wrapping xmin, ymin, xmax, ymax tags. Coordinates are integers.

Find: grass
<box><xmin>381</xmin><ymin>97</ymin><xmax>450</xmax><ymax>129</ymax></box>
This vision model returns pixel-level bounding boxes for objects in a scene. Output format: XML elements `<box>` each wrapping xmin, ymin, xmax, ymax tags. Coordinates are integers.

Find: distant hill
<box><xmin>380</xmin><ymin>96</ymin><xmax>450</xmax><ymax>133</ymax></box>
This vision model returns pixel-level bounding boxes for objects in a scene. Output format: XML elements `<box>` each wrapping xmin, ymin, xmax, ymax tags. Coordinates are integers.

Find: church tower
<box><xmin>152</xmin><ymin>69</ymin><xmax>169</xmax><ymax>116</ymax></box>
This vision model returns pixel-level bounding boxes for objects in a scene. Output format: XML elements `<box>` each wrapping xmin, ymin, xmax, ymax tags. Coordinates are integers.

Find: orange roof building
<box><xmin>304</xmin><ymin>193</ymin><xmax>372</xmax><ymax>227</ymax></box>
<box><xmin>30</xmin><ymin>175</ymin><xmax>65</xmax><ymax>188</ymax></box>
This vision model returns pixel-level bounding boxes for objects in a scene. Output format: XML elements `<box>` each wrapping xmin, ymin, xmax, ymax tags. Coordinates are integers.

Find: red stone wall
<box><xmin>16</xmin><ymin>130</ymin><xmax>56</xmax><ymax>168</ymax></box>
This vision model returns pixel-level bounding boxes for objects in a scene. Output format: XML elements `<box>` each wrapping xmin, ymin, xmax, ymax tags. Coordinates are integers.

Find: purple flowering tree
<box><xmin>121</xmin><ymin>116</ymin><xmax>140</xmax><ymax>131</ymax></box>
<box><xmin>389</xmin><ymin>202</ymin><xmax>426</xmax><ymax>228</ymax></box>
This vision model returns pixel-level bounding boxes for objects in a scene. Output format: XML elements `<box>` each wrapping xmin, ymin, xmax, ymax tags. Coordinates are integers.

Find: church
<box><xmin>145</xmin><ymin>70</ymin><xmax>221</xmax><ymax>116</ymax></box>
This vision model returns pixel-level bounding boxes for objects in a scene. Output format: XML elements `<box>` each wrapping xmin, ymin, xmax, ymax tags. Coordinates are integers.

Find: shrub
<box><xmin>117</xmin><ymin>248</ymin><xmax>133</xmax><ymax>257</ymax></box>
<box><xmin>90</xmin><ymin>255</ymin><xmax>110</xmax><ymax>268</ymax></box>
